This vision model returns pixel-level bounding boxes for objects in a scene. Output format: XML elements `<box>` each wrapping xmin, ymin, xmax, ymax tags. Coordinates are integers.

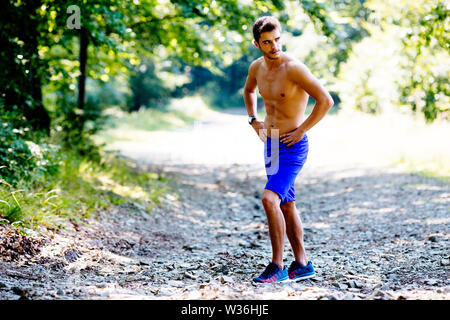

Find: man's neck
<box><xmin>263</xmin><ymin>52</ymin><xmax>283</xmax><ymax>70</ymax></box>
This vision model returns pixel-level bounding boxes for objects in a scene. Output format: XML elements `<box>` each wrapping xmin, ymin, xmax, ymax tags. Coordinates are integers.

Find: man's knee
<box><xmin>280</xmin><ymin>200</ymin><xmax>296</xmax><ymax>212</ymax></box>
<box><xmin>262</xmin><ymin>189</ymin><xmax>281</xmax><ymax>208</ymax></box>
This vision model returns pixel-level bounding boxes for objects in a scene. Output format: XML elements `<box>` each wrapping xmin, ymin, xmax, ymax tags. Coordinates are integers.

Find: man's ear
<box><xmin>253</xmin><ymin>39</ymin><xmax>260</xmax><ymax>49</ymax></box>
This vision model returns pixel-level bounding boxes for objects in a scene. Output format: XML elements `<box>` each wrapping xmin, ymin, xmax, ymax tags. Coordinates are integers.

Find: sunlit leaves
<box><xmin>330</xmin><ymin>0</ymin><xmax>449</xmax><ymax>121</ymax></box>
<box><xmin>391</xmin><ymin>0</ymin><xmax>450</xmax><ymax>121</ymax></box>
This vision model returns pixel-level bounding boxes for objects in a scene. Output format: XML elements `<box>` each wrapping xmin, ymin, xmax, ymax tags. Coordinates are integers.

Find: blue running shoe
<box><xmin>253</xmin><ymin>262</ymin><xmax>289</xmax><ymax>283</ymax></box>
<box><xmin>288</xmin><ymin>261</ymin><xmax>316</xmax><ymax>281</ymax></box>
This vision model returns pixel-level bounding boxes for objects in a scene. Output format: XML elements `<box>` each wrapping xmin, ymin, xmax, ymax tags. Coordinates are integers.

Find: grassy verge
<box><xmin>94</xmin><ymin>95</ymin><xmax>213</xmax><ymax>144</ymax></box>
<box><xmin>0</xmin><ymin>147</ymin><xmax>176</xmax><ymax>232</ymax></box>
<box><xmin>308</xmin><ymin>108</ymin><xmax>449</xmax><ymax>183</ymax></box>
<box><xmin>384</xmin><ymin>113</ymin><xmax>450</xmax><ymax>183</ymax></box>
<box><xmin>390</xmin><ymin>156</ymin><xmax>449</xmax><ymax>184</ymax></box>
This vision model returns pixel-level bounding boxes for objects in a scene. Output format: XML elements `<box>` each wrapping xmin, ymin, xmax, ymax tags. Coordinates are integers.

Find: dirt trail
<box><xmin>1</xmin><ymin>108</ymin><xmax>449</xmax><ymax>300</ymax></box>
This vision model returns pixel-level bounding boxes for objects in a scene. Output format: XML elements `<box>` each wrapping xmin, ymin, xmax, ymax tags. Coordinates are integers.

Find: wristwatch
<box><xmin>248</xmin><ymin>116</ymin><xmax>257</xmax><ymax>125</ymax></box>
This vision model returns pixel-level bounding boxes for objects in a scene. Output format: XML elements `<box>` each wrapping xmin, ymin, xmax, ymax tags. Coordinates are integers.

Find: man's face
<box><xmin>254</xmin><ymin>28</ymin><xmax>282</xmax><ymax>60</ymax></box>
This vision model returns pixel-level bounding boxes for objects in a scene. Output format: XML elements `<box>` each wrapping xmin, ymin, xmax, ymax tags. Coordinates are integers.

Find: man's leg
<box><xmin>280</xmin><ymin>200</ymin><xmax>308</xmax><ymax>265</ymax></box>
<box><xmin>261</xmin><ymin>189</ymin><xmax>285</xmax><ymax>267</ymax></box>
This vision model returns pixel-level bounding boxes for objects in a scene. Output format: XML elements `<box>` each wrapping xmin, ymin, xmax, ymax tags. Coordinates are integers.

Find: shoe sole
<box><xmin>253</xmin><ymin>276</ymin><xmax>290</xmax><ymax>284</ymax></box>
<box><xmin>278</xmin><ymin>277</ymin><xmax>290</xmax><ymax>283</ymax></box>
<box><xmin>290</xmin><ymin>273</ymin><xmax>316</xmax><ymax>282</ymax></box>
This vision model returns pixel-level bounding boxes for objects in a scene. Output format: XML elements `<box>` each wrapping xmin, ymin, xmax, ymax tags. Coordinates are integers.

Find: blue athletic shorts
<box><xmin>264</xmin><ymin>134</ymin><xmax>309</xmax><ymax>205</ymax></box>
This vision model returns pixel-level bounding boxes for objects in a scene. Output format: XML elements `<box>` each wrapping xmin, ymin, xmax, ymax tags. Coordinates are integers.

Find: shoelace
<box><xmin>260</xmin><ymin>263</ymin><xmax>279</xmax><ymax>278</ymax></box>
<box><xmin>289</xmin><ymin>261</ymin><xmax>306</xmax><ymax>273</ymax></box>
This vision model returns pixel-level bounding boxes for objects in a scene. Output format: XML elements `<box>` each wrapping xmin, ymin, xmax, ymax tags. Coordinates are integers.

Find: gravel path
<box><xmin>0</xmin><ymin>108</ymin><xmax>449</xmax><ymax>300</ymax></box>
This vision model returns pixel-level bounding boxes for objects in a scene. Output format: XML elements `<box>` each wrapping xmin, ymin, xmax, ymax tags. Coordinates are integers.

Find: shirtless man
<box><xmin>243</xmin><ymin>16</ymin><xmax>334</xmax><ymax>283</ymax></box>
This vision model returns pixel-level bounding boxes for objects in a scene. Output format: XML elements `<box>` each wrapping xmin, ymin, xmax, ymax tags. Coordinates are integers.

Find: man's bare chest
<box><xmin>256</xmin><ymin>69</ymin><xmax>294</xmax><ymax>101</ymax></box>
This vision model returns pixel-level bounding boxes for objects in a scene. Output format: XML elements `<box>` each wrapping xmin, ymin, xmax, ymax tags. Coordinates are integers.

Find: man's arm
<box><xmin>244</xmin><ymin>61</ymin><xmax>266</xmax><ymax>141</ymax></box>
<box><xmin>280</xmin><ymin>61</ymin><xmax>334</xmax><ymax>146</ymax></box>
<box><xmin>289</xmin><ymin>61</ymin><xmax>334</xmax><ymax>133</ymax></box>
<box><xmin>243</xmin><ymin>61</ymin><xmax>258</xmax><ymax>118</ymax></box>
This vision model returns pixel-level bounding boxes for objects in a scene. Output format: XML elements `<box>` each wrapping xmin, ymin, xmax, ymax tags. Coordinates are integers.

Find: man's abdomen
<box><xmin>264</xmin><ymin>116</ymin><xmax>305</xmax><ymax>138</ymax></box>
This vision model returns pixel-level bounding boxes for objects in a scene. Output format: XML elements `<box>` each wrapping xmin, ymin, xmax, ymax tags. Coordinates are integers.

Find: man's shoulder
<box><xmin>249</xmin><ymin>57</ymin><xmax>264</xmax><ymax>72</ymax></box>
<box><xmin>283</xmin><ymin>55</ymin><xmax>311</xmax><ymax>79</ymax></box>
<box><xmin>283</xmin><ymin>54</ymin><xmax>306</xmax><ymax>70</ymax></box>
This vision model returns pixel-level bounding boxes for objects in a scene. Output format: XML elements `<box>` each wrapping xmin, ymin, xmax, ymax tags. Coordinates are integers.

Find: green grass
<box><xmin>109</xmin><ymin>108</ymin><xmax>200</xmax><ymax>132</ymax></box>
<box><xmin>0</xmin><ymin>148</ymin><xmax>176</xmax><ymax>231</ymax></box>
<box><xmin>95</xmin><ymin>96</ymin><xmax>213</xmax><ymax>144</ymax></box>
<box><xmin>390</xmin><ymin>156</ymin><xmax>450</xmax><ymax>184</ymax></box>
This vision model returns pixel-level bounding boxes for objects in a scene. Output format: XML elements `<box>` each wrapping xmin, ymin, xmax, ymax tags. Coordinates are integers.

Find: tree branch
<box><xmin>128</xmin><ymin>14</ymin><xmax>184</xmax><ymax>29</ymax></box>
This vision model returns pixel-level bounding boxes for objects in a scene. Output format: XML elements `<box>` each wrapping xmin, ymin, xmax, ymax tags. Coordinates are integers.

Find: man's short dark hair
<box><xmin>252</xmin><ymin>16</ymin><xmax>281</xmax><ymax>44</ymax></box>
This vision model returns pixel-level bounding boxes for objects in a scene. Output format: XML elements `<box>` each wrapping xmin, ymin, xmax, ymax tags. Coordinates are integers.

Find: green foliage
<box><xmin>362</xmin><ymin>0</ymin><xmax>449</xmax><ymax>121</ymax></box>
<box><xmin>0</xmin><ymin>108</ymin><xmax>63</xmax><ymax>187</ymax></box>
<box><xmin>177</xmin><ymin>46</ymin><xmax>261</xmax><ymax>109</ymax></box>
<box><xmin>354</xmin><ymin>73</ymin><xmax>379</xmax><ymax>114</ymax></box>
<box><xmin>128</xmin><ymin>58</ymin><xmax>172</xmax><ymax>111</ymax></box>
<box><xmin>171</xmin><ymin>0</ymin><xmax>366</xmax><ymax>111</ymax></box>
<box><xmin>0</xmin><ymin>125</ymin><xmax>34</xmax><ymax>187</ymax></box>
<box><xmin>126</xmin><ymin>0</ymin><xmax>286</xmax><ymax>111</ymax></box>
<box><xmin>86</xmin><ymin>78</ymin><xmax>128</xmax><ymax>111</ymax></box>
<box><xmin>301</xmin><ymin>0</ymin><xmax>372</xmax><ymax>76</ymax></box>
<box><xmin>317</xmin><ymin>0</ymin><xmax>449</xmax><ymax>120</ymax></box>
<box><xmin>0</xmin><ymin>1</ymin><xmax>51</xmax><ymax>133</ymax></box>
<box><xmin>397</xmin><ymin>0</ymin><xmax>449</xmax><ymax>122</ymax></box>
<box><xmin>129</xmin><ymin>0</ymin><xmax>285</xmax><ymax>69</ymax></box>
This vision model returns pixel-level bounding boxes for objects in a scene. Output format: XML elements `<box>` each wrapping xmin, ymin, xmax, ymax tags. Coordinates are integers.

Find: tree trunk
<box><xmin>4</xmin><ymin>0</ymin><xmax>51</xmax><ymax>135</ymax></box>
<box><xmin>25</xmin><ymin>14</ymin><xmax>50</xmax><ymax>135</ymax></box>
<box><xmin>77</xmin><ymin>27</ymin><xmax>89</xmax><ymax>111</ymax></box>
